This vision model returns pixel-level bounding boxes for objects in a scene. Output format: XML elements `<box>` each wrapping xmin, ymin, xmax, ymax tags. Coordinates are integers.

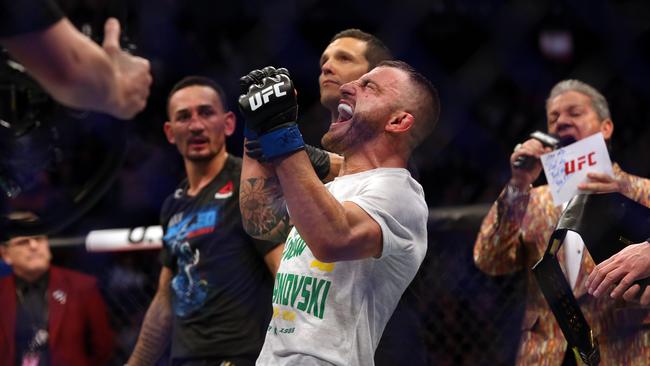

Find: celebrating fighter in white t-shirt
<box><xmin>238</xmin><ymin>62</ymin><xmax>440</xmax><ymax>366</ymax></box>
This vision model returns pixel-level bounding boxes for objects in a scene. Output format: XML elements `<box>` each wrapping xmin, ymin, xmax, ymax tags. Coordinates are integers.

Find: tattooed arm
<box><xmin>272</xmin><ymin>152</ymin><xmax>383</xmax><ymax>262</ymax></box>
<box><xmin>240</xmin><ymin>146</ymin><xmax>292</xmax><ymax>243</ymax></box>
<box><xmin>127</xmin><ymin>267</ymin><xmax>173</xmax><ymax>366</ymax></box>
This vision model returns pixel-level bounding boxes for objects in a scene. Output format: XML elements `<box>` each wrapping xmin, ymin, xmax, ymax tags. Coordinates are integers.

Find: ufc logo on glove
<box><xmin>249</xmin><ymin>82</ymin><xmax>287</xmax><ymax>111</ymax></box>
<box><xmin>238</xmin><ymin>66</ymin><xmax>304</xmax><ymax>159</ymax></box>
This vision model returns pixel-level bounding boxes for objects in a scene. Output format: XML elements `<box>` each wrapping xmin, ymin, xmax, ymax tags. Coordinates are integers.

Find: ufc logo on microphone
<box><xmin>565</xmin><ymin>152</ymin><xmax>596</xmax><ymax>175</ymax></box>
<box><xmin>249</xmin><ymin>82</ymin><xmax>287</xmax><ymax>111</ymax></box>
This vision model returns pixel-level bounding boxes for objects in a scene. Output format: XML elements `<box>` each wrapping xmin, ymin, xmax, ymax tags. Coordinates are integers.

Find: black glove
<box><xmin>238</xmin><ymin>66</ymin><xmax>304</xmax><ymax>159</ymax></box>
<box><xmin>305</xmin><ymin>145</ymin><xmax>331</xmax><ymax>181</ymax></box>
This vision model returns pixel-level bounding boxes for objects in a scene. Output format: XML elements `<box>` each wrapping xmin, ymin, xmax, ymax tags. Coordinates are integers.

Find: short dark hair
<box><xmin>167</xmin><ymin>76</ymin><xmax>229</xmax><ymax>115</ymax></box>
<box><xmin>377</xmin><ymin>60</ymin><xmax>440</xmax><ymax>148</ymax></box>
<box><xmin>330</xmin><ymin>29</ymin><xmax>392</xmax><ymax>69</ymax></box>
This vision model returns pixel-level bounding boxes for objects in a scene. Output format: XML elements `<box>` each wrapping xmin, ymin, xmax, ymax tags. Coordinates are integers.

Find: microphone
<box><xmin>513</xmin><ymin>131</ymin><xmax>574</xmax><ymax>169</ymax></box>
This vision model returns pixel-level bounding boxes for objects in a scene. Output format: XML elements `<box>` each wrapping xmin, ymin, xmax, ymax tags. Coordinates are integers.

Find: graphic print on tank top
<box><xmin>164</xmin><ymin>209</ymin><xmax>217</xmax><ymax>317</ymax></box>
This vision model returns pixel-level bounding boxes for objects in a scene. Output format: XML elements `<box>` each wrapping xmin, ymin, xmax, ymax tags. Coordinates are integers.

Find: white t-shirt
<box><xmin>256</xmin><ymin>168</ymin><xmax>428</xmax><ymax>366</ymax></box>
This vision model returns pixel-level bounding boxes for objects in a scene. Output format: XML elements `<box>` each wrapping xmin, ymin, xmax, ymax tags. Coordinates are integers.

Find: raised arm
<box><xmin>241</xmin><ymin>137</ymin><xmax>381</xmax><ymax>262</ymax></box>
<box><xmin>127</xmin><ymin>267</ymin><xmax>173</xmax><ymax>366</ymax></box>
<box><xmin>474</xmin><ymin>138</ymin><xmax>548</xmax><ymax>276</ymax></box>
<box><xmin>2</xmin><ymin>17</ymin><xmax>151</xmax><ymax>119</ymax></box>
<box><xmin>237</xmin><ymin>66</ymin><xmax>382</xmax><ymax>262</ymax></box>
<box><xmin>239</xmin><ymin>144</ymin><xmax>342</xmax><ymax>245</ymax></box>
<box><xmin>473</xmin><ymin>186</ymin><xmax>531</xmax><ymax>275</ymax></box>
<box><xmin>240</xmin><ymin>149</ymin><xmax>292</xmax><ymax>243</ymax></box>
<box><xmin>273</xmin><ymin>152</ymin><xmax>382</xmax><ymax>262</ymax></box>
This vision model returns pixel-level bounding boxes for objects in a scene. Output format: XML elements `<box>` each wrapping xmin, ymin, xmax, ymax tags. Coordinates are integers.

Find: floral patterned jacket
<box><xmin>474</xmin><ymin>164</ymin><xmax>650</xmax><ymax>366</ymax></box>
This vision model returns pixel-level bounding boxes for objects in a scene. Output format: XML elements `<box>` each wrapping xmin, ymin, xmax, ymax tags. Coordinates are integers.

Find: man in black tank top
<box><xmin>127</xmin><ymin>76</ymin><xmax>282</xmax><ymax>366</ymax></box>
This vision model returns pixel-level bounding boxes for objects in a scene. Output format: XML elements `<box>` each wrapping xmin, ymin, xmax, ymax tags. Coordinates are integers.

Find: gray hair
<box><xmin>546</xmin><ymin>79</ymin><xmax>611</xmax><ymax>121</ymax></box>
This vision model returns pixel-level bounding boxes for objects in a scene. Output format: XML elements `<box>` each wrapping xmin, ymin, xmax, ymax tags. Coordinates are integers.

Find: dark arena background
<box><xmin>2</xmin><ymin>0</ymin><xmax>650</xmax><ymax>365</ymax></box>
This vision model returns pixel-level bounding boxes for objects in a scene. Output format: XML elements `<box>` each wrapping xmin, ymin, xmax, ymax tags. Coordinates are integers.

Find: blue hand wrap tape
<box><xmin>258</xmin><ymin>124</ymin><xmax>305</xmax><ymax>159</ymax></box>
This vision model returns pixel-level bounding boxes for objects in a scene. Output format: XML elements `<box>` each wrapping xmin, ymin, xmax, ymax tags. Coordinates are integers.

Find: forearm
<box><xmin>474</xmin><ymin>186</ymin><xmax>528</xmax><ymax>275</ymax></box>
<box><xmin>237</xmin><ymin>66</ymin><xmax>371</xmax><ymax>258</ymax></box>
<box><xmin>127</xmin><ymin>291</ymin><xmax>172</xmax><ymax>366</ymax></box>
<box><xmin>273</xmin><ymin>152</ymin><xmax>363</xmax><ymax>261</ymax></box>
<box><xmin>3</xmin><ymin>19</ymin><xmax>121</xmax><ymax>114</ymax></box>
<box><xmin>240</xmin><ymin>151</ymin><xmax>291</xmax><ymax>242</ymax></box>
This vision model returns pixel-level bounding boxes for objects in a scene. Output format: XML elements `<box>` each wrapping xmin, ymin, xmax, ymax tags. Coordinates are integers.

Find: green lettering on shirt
<box><xmin>296</xmin><ymin>276</ymin><xmax>312</xmax><ymax>311</ymax></box>
<box><xmin>274</xmin><ymin>272</ymin><xmax>285</xmax><ymax>304</ymax></box>
<box><xmin>318</xmin><ymin>281</ymin><xmax>331</xmax><ymax>319</ymax></box>
<box><xmin>307</xmin><ymin>278</ymin><xmax>327</xmax><ymax>319</ymax></box>
<box><xmin>282</xmin><ymin>234</ymin><xmax>307</xmax><ymax>261</ymax></box>
<box><xmin>272</xmin><ymin>272</ymin><xmax>331</xmax><ymax>320</ymax></box>
<box><xmin>290</xmin><ymin>275</ymin><xmax>305</xmax><ymax>307</ymax></box>
<box><xmin>282</xmin><ymin>274</ymin><xmax>294</xmax><ymax>306</ymax></box>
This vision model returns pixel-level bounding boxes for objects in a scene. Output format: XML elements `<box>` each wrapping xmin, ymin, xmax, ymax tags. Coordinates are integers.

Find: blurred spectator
<box><xmin>0</xmin><ymin>212</ymin><xmax>115</xmax><ymax>366</ymax></box>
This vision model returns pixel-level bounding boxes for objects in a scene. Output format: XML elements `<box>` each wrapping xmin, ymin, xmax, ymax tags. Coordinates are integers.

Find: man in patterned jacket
<box><xmin>474</xmin><ymin>79</ymin><xmax>650</xmax><ymax>366</ymax></box>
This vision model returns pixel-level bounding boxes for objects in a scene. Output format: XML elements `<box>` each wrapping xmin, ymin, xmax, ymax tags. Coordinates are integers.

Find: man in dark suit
<box><xmin>0</xmin><ymin>213</ymin><xmax>115</xmax><ymax>366</ymax></box>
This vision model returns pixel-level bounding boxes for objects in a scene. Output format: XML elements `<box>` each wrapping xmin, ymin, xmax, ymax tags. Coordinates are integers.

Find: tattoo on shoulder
<box><xmin>240</xmin><ymin>177</ymin><xmax>291</xmax><ymax>241</ymax></box>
